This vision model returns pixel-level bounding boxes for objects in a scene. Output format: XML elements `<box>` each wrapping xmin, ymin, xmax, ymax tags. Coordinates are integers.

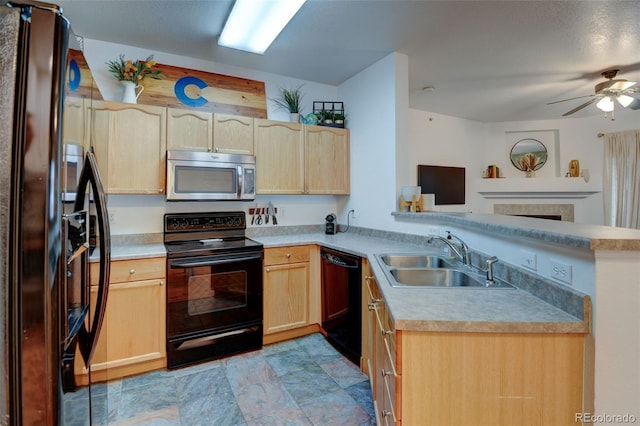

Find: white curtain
<box><xmin>603</xmin><ymin>129</ymin><xmax>640</xmax><ymax>229</ymax></box>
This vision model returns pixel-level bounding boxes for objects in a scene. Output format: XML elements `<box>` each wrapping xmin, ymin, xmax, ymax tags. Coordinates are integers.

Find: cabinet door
<box><xmin>91</xmin><ymin>101</ymin><xmax>166</xmax><ymax>194</ymax></box>
<box><xmin>90</xmin><ymin>278</ymin><xmax>166</xmax><ymax>381</ymax></box>
<box><xmin>166</xmin><ymin>108</ymin><xmax>213</xmax><ymax>151</ymax></box>
<box><xmin>263</xmin><ymin>262</ymin><xmax>310</xmax><ymax>334</ymax></box>
<box><xmin>213</xmin><ymin>113</ymin><xmax>254</xmax><ymax>154</ymax></box>
<box><xmin>305</xmin><ymin>125</ymin><xmax>350</xmax><ymax>194</ymax></box>
<box><xmin>63</xmin><ymin>96</ymin><xmax>89</xmax><ymax>152</ymax></box>
<box><xmin>254</xmin><ymin>119</ymin><xmax>305</xmax><ymax>194</ymax></box>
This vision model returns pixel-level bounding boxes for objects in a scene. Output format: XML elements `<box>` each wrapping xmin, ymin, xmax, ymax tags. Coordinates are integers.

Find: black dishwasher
<box><xmin>321</xmin><ymin>248</ymin><xmax>361</xmax><ymax>364</ymax></box>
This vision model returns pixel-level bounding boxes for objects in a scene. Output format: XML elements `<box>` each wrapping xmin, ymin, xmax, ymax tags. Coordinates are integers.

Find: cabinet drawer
<box><xmin>91</xmin><ymin>257</ymin><xmax>166</xmax><ymax>285</ymax></box>
<box><xmin>264</xmin><ymin>246</ymin><xmax>310</xmax><ymax>265</ymax></box>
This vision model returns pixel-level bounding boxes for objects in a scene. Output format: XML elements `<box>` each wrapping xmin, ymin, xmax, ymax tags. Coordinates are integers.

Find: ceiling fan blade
<box><xmin>562</xmin><ymin>97</ymin><xmax>600</xmax><ymax>116</ymax></box>
<box><xmin>628</xmin><ymin>97</ymin><xmax>640</xmax><ymax>110</ymax></box>
<box><xmin>547</xmin><ymin>94</ymin><xmax>594</xmax><ymax>105</ymax></box>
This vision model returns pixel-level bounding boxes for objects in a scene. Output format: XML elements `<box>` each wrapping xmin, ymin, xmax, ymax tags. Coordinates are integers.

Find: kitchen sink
<box><xmin>379</xmin><ymin>254</ymin><xmax>451</xmax><ymax>268</ymax></box>
<box><xmin>374</xmin><ymin>253</ymin><xmax>514</xmax><ymax>289</ymax></box>
<box><xmin>388</xmin><ymin>268</ymin><xmax>513</xmax><ymax>288</ymax></box>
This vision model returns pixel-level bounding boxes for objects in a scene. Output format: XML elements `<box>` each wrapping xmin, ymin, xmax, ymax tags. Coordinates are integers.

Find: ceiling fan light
<box><xmin>616</xmin><ymin>94</ymin><xmax>634</xmax><ymax>107</ymax></box>
<box><xmin>596</xmin><ymin>96</ymin><xmax>614</xmax><ymax>112</ymax></box>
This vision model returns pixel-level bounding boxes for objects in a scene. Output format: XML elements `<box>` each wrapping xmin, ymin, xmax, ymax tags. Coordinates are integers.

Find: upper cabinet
<box><xmin>166</xmin><ymin>109</ymin><xmax>254</xmax><ymax>154</ymax></box>
<box><xmin>62</xmin><ymin>96</ymin><xmax>91</xmax><ymax>154</ymax></box>
<box><xmin>91</xmin><ymin>101</ymin><xmax>167</xmax><ymax>194</ymax></box>
<box><xmin>305</xmin><ymin>126</ymin><xmax>350</xmax><ymax>195</ymax></box>
<box><xmin>213</xmin><ymin>113</ymin><xmax>254</xmax><ymax>154</ymax></box>
<box><xmin>254</xmin><ymin>119</ymin><xmax>305</xmax><ymax>194</ymax></box>
<box><xmin>166</xmin><ymin>108</ymin><xmax>212</xmax><ymax>152</ymax></box>
<box><xmin>254</xmin><ymin>120</ymin><xmax>350</xmax><ymax>195</ymax></box>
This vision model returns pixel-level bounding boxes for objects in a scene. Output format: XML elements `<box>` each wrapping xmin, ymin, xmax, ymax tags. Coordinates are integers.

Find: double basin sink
<box><xmin>375</xmin><ymin>253</ymin><xmax>514</xmax><ymax>289</ymax></box>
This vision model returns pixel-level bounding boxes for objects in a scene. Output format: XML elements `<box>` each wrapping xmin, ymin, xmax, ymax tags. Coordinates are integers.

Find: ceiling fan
<box><xmin>548</xmin><ymin>69</ymin><xmax>640</xmax><ymax>117</ymax></box>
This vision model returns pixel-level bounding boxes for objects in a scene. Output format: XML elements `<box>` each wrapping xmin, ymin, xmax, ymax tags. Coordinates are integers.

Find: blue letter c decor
<box><xmin>174</xmin><ymin>76</ymin><xmax>208</xmax><ymax>108</ymax></box>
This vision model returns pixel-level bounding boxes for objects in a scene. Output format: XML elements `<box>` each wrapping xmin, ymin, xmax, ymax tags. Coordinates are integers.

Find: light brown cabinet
<box><xmin>254</xmin><ymin>119</ymin><xmax>305</xmax><ymax>194</ymax></box>
<box><xmin>263</xmin><ymin>245</ymin><xmax>321</xmax><ymax>344</ymax></box>
<box><xmin>166</xmin><ymin>109</ymin><xmax>254</xmax><ymax>154</ymax></box>
<box><xmin>91</xmin><ymin>101</ymin><xmax>166</xmax><ymax>194</ymax></box>
<box><xmin>305</xmin><ymin>125</ymin><xmax>350</xmax><ymax>194</ymax></box>
<box><xmin>363</xmin><ymin>269</ymin><xmax>587</xmax><ymax>425</ymax></box>
<box><xmin>166</xmin><ymin>108</ymin><xmax>213</xmax><ymax>151</ymax></box>
<box><xmin>213</xmin><ymin>113</ymin><xmax>254</xmax><ymax>154</ymax></box>
<box><xmin>62</xmin><ymin>96</ymin><xmax>90</xmax><ymax>153</ymax></box>
<box><xmin>76</xmin><ymin>257</ymin><xmax>166</xmax><ymax>384</ymax></box>
<box><xmin>254</xmin><ymin>120</ymin><xmax>350</xmax><ymax>194</ymax></box>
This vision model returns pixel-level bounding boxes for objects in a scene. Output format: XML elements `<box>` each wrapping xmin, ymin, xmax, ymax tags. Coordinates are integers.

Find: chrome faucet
<box><xmin>427</xmin><ymin>231</ymin><xmax>471</xmax><ymax>266</ymax></box>
<box><xmin>485</xmin><ymin>256</ymin><xmax>499</xmax><ymax>284</ymax></box>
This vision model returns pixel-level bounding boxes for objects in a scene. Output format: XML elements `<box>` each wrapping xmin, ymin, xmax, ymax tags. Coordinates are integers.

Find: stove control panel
<box><xmin>165</xmin><ymin>212</ymin><xmax>245</xmax><ymax>232</ymax></box>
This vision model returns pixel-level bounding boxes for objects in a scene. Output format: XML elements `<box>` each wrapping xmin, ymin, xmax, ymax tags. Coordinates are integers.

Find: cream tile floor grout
<box><xmin>67</xmin><ymin>333</ymin><xmax>375</xmax><ymax>425</ymax></box>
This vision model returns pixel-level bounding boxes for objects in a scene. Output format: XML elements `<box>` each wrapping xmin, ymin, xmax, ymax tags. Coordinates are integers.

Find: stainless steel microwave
<box><xmin>62</xmin><ymin>143</ymin><xmax>83</xmax><ymax>202</ymax></box>
<box><xmin>166</xmin><ymin>150</ymin><xmax>256</xmax><ymax>201</ymax></box>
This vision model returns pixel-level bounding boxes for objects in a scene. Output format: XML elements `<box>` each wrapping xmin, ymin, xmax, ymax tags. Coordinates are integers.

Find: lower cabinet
<box><xmin>263</xmin><ymin>245</ymin><xmax>320</xmax><ymax>344</ymax></box>
<box><xmin>363</xmin><ymin>266</ymin><xmax>586</xmax><ymax>426</ymax></box>
<box><xmin>76</xmin><ymin>257</ymin><xmax>166</xmax><ymax>383</ymax></box>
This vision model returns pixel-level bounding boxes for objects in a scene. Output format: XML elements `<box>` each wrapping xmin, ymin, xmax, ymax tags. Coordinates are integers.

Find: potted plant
<box><xmin>106</xmin><ymin>54</ymin><xmax>163</xmax><ymax>104</ymax></box>
<box><xmin>317</xmin><ymin>109</ymin><xmax>334</xmax><ymax>124</ymax></box>
<box><xmin>333</xmin><ymin>112</ymin><xmax>346</xmax><ymax>125</ymax></box>
<box><xmin>271</xmin><ymin>85</ymin><xmax>304</xmax><ymax>123</ymax></box>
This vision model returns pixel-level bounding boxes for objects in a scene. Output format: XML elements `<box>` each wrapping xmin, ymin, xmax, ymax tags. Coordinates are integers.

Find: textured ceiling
<box><xmin>56</xmin><ymin>0</ymin><xmax>640</xmax><ymax>123</ymax></box>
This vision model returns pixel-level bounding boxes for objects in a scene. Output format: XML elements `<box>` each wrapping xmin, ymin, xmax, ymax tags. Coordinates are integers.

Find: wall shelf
<box><xmin>476</xmin><ymin>177</ymin><xmax>601</xmax><ymax>199</ymax></box>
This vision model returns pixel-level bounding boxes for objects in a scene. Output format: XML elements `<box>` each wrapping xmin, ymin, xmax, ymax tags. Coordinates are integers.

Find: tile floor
<box><xmin>66</xmin><ymin>333</ymin><xmax>375</xmax><ymax>425</ymax></box>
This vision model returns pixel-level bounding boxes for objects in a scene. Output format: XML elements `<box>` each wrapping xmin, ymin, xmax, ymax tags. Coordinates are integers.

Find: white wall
<box><xmin>337</xmin><ymin>53</ymin><xmax>409</xmax><ymax>231</ymax></box>
<box><xmin>405</xmin><ymin>108</ymin><xmax>639</xmax><ymax>226</ymax></box>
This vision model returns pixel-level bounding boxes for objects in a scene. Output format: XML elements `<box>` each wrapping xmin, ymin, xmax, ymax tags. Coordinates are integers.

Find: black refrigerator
<box><xmin>0</xmin><ymin>1</ymin><xmax>111</xmax><ymax>424</ymax></box>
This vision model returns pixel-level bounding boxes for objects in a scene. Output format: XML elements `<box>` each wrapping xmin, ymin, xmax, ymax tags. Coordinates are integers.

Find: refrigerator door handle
<box><xmin>60</xmin><ymin>211</ymin><xmax>90</xmax><ymax>350</ymax></box>
<box><xmin>73</xmin><ymin>151</ymin><xmax>111</xmax><ymax>365</ymax></box>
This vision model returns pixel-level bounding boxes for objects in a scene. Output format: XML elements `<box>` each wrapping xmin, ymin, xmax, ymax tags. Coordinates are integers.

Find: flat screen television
<box><xmin>417</xmin><ymin>165</ymin><xmax>466</xmax><ymax>205</ymax></box>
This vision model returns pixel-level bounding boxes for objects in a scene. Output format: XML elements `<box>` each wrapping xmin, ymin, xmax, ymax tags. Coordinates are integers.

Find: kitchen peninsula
<box><xmin>99</xmin><ymin>211</ymin><xmax>639</xmax><ymax>424</ymax></box>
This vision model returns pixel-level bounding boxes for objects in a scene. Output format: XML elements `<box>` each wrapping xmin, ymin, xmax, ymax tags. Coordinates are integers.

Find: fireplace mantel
<box><xmin>476</xmin><ymin>177</ymin><xmax>601</xmax><ymax>199</ymax></box>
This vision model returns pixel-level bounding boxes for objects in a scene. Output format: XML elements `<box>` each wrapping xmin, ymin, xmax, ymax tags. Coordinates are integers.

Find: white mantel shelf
<box><xmin>476</xmin><ymin>177</ymin><xmax>601</xmax><ymax>199</ymax></box>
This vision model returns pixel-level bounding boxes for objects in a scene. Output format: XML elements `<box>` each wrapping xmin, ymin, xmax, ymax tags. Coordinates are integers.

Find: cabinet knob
<box><xmin>159</xmin><ymin>280</ymin><xmax>164</xmax><ymax>286</ymax></box>
<box><xmin>381</xmin><ymin>329</ymin><xmax>393</xmax><ymax>337</ymax></box>
<box><xmin>214</xmin><ymin>147</ymin><xmax>219</xmax><ymax>153</ymax></box>
<box><xmin>367</xmin><ymin>302</ymin><xmax>377</xmax><ymax>311</ymax></box>
<box><xmin>286</xmin><ymin>253</ymin><xmax>291</xmax><ymax>259</ymax></box>
<box><xmin>266</xmin><ymin>268</ymin><xmax>271</xmax><ymax>273</ymax></box>
<box><xmin>381</xmin><ymin>369</ymin><xmax>392</xmax><ymax>377</ymax></box>
<box><xmin>382</xmin><ymin>410</ymin><xmax>392</xmax><ymax>418</ymax></box>
<box><xmin>129</xmin><ymin>269</ymin><xmax>136</xmax><ymax>274</ymax></box>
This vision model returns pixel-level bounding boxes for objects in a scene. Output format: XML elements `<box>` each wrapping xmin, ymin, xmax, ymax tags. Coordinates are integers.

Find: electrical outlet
<box><xmin>349</xmin><ymin>209</ymin><xmax>356</xmax><ymax>219</ymax></box>
<box><xmin>520</xmin><ymin>250</ymin><xmax>537</xmax><ymax>271</ymax></box>
<box><xmin>550</xmin><ymin>259</ymin><xmax>572</xmax><ymax>284</ymax></box>
<box><xmin>108</xmin><ymin>210</ymin><xmax>116</xmax><ymax>224</ymax></box>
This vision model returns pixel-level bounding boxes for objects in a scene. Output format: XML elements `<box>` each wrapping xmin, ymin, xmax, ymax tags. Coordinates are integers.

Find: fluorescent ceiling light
<box><xmin>218</xmin><ymin>0</ymin><xmax>306</xmax><ymax>54</ymax></box>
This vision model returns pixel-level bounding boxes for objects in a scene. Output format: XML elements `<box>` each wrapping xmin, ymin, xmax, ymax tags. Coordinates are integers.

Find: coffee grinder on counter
<box><xmin>325</xmin><ymin>213</ymin><xmax>337</xmax><ymax>234</ymax></box>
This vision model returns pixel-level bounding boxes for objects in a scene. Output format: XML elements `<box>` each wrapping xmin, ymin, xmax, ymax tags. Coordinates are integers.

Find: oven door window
<box><xmin>187</xmin><ymin>267</ymin><xmax>246</xmax><ymax>315</ymax></box>
<box><xmin>167</xmin><ymin>252</ymin><xmax>262</xmax><ymax>337</ymax></box>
